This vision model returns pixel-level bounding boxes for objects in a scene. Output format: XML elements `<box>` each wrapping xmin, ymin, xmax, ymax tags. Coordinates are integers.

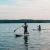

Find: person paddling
<box><xmin>22</xmin><ymin>23</ymin><xmax>29</xmax><ymax>34</ymax></box>
<box><xmin>22</xmin><ymin>23</ymin><xmax>29</xmax><ymax>44</ymax></box>
<box><xmin>38</xmin><ymin>25</ymin><xmax>41</xmax><ymax>31</ymax></box>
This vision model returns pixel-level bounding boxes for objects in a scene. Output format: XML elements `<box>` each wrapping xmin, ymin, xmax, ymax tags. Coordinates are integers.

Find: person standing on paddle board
<box><xmin>38</xmin><ymin>25</ymin><xmax>41</xmax><ymax>31</ymax></box>
<box><xmin>22</xmin><ymin>23</ymin><xmax>29</xmax><ymax>34</ymax></box>
<box><xmin>22</xmin><ymin>23</ymin><xmax>29</xmax><ymax>44</ymax></box>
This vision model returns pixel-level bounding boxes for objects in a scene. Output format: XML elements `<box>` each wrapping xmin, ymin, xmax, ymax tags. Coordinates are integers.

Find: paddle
<box><xmin>14</xmin><ymin>26</ymin><xmax>22</xmax><ymax>32</ymax></box>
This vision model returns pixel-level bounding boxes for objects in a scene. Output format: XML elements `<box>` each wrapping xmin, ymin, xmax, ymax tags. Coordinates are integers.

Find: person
<box><xmin>22</xmin><ymin>23</ymin><xmax>29</xmax><ymax>34</ymax></box>
<box><xmin>38</xmin><ymin>25</ymin><xmax>41</xmax><ymax>31</ymax></box>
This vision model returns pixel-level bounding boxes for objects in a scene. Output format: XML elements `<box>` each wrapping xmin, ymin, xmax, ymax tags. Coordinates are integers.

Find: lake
<box><xmin>0</xmin><ymin>23</ymin><xmax>50</xmax><ymax>50</ymax></box>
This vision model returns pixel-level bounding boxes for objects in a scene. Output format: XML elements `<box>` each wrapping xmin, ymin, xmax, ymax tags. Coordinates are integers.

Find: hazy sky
<box><xmin>0</xmin><ymin>0</ymin><xmax>50</xmax><ymax>20</ymax></box>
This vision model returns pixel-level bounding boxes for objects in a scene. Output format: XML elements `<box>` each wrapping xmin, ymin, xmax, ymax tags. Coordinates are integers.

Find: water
<box><xmin>0</xmin><ymin>23</ymin><xmax>50</xmax><ymax>50</ymax></box>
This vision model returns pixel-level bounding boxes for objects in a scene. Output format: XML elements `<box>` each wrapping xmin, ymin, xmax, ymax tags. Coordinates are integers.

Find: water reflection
<box><xmin>24</xmin><ymin>34</ymin><xmax>29</xmax><ymax>50</ymax></box>
<box><xmin>24</xmin><ymin>43</ymin><xmax>28</xmax><ymax>50</ymax></box>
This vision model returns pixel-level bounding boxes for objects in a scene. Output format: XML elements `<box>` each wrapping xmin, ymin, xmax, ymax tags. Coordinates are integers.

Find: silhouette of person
<box><xmin>38</xmin><ymin>25</ymin><xmax>41</xmax><ymax>31</ymax></box>
<box><xmin>22</xmin><ymin>23</ymin><xmax>29</xmax><ymax>34</ymax></box>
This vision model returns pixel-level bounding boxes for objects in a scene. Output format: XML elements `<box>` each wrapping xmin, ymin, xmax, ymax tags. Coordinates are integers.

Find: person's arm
<box><xmin>26</xmin><ymin>25</ymin><xmax>28</xmax><ymax>27</ymax></box>
<box><xmin>27</xmin><ymin>25</ymin><xmax>28</xmax><ymax>27</ymax></box>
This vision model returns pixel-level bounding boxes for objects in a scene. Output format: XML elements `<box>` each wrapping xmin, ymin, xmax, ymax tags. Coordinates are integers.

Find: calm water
<box><xmin>0</xmin><ymin>23</ymin><xmax>50</xmax><ymax>50</ymax></box>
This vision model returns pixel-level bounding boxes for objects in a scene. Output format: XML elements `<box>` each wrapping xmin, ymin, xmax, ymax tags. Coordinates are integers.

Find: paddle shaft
<box><xmin>14</xmin><ymin>26</ymin><xmax>22</xmax><ymax>32</ymax></box>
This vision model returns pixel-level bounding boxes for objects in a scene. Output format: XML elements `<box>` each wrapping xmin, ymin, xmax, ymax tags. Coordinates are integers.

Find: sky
<box><xmin>0</xmin><ymin>0</ymin><xmax>50</xmax><ymax>20</ymax></box>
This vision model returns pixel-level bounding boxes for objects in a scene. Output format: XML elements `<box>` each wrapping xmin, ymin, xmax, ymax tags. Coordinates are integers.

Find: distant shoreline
<box><xmin>0</xmin><ymin>20</ymin><xmax>50</xmax><ymax>23</ymax></box>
